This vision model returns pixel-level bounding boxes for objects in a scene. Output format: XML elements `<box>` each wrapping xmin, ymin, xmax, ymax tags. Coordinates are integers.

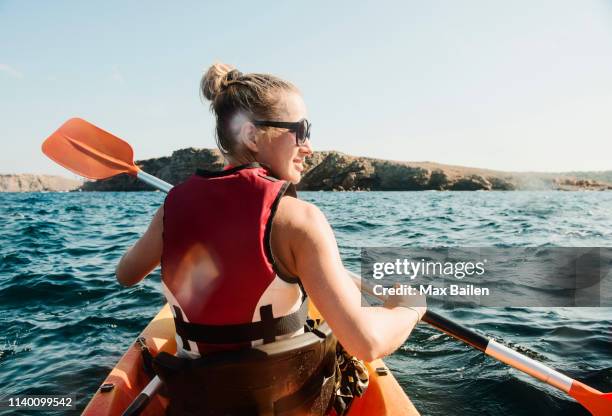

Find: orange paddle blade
<box><xmin>42</xmin><ymin>118</ymin><xmax>140</xmax><ymax>180</ymax></box>
<box><xmin>569</xmin><ymin>381</ymin><xmax>612</xmax><ymax>416</ymax></box>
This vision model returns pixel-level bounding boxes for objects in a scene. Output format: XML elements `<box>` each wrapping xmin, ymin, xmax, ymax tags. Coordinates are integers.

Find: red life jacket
<box><xmin>161</xmin><ymin>163</ymin><xmax>307</xmax><ymax>356</ymax></box>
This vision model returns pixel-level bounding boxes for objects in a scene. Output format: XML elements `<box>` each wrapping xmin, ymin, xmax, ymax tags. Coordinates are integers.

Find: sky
<box><xmin>1</xmin><ymin>0</ymin><xmax>611</xmax><ymax>176</ymax></box>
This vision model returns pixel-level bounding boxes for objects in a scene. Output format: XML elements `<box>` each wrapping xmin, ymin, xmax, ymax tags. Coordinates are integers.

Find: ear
<box><xmin>239</xmin><ymin>122</ymin><xmax>259</xmax><ymax>153</ymax></box>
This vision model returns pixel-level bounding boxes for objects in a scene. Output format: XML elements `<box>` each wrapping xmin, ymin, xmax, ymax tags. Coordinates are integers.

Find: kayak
<box><xmin>82</xmin><ymin>302</ymin><xmax>420</xmax><ymax>416</ymax></box>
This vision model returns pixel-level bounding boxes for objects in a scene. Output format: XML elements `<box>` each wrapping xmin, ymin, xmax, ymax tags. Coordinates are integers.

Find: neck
<box><xmin>225</xmin><ymin>151</ymin><xmax>257</xmax><ymax>167</ymax></box>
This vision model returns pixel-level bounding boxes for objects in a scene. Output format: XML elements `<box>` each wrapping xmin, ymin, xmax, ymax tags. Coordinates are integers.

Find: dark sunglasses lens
<box><xmin>295</xmin><ymin>120</ymin><xmax>305</xmax><ymax>144</ymax></box>
<box><xmin>296</xmin><ymin>120</ymin><xmax>310</xmax><ymax>145</ymax></box>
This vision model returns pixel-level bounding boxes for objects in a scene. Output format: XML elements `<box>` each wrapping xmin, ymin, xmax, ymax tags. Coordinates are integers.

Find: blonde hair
<box><xmin>200</xmin><ymin>62</ymin><xmax>298</xmax><ymax>156</ymax></box>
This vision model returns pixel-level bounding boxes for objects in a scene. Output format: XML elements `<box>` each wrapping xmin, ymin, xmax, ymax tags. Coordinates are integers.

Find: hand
<box><xmin>383</xmin><ymin>284</ymin><xmax>427</xmax><ymax>321</ymax></box>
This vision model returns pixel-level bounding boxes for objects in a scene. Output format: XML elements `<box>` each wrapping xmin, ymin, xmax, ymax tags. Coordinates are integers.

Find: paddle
<box><xmin>42</xmin><ymin>118</ymin><xmax>611</xmax><ymax>416</ymax></box>
<box><xmin>41</xmin><ymin>118</ymin><xmax>172</xmax><ymax>192</ymax></box>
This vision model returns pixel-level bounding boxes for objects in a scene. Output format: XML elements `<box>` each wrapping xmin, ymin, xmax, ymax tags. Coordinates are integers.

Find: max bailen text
<box><xmin>372</xmin><ymin>284</ymin><xmax>490</xmax><ymax>297</ymax></box>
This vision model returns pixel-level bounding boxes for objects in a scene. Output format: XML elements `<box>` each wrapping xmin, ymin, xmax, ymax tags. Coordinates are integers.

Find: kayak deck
<box><xmin>83</xmin><ymin>303</ymin><xmax>419</xmax><ymax>415</ymax></box>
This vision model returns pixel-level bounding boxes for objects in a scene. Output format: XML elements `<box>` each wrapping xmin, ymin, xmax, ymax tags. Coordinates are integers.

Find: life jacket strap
<box><xmin>172</xmin><ymin>305</ymin><xmax>192</xmax><ymax>351</ymax></box>
<box><xmin>174</xmin><ymin>298</ymin><xmax>309</xmax><ymax>345</ymax></box>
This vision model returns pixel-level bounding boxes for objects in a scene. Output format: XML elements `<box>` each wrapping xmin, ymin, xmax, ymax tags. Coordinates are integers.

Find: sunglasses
<box><xmin>252</xmin><ymin>118</ymin><xmax>311</xmax><ymax>146</ymax></box>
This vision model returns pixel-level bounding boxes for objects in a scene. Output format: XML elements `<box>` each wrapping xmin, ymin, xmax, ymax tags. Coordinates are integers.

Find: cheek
<box><xmin>280</xmin><ymin>139</ymin><xmax>298</xmax><ymax>164</ymax></box>
<box><xmin>258</xmin><ymin>132</ymin><xmax>298</xmax><ymax>169</ymax></box>
<box><xmin>272</xmin><ymin>135</ymin><xmax>297</xmax><ymax>159</ymax></box>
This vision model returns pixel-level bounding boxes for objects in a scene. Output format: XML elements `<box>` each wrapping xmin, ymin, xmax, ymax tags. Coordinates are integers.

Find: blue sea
<box><xmin>0</xmin><ymin>191</ymin><xmax>610</xmax><ymax>415</ymax></box>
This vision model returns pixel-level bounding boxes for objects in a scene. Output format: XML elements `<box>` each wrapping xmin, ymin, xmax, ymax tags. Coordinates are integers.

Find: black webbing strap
<box><xmin>174</xmin><ymin>299</ymin><xmax>309</xmax><ymax>345</ymax></box>
<box><xmin>259</xmin><ymin>304</ymin><xmax>276</xmax><ymax>344</ymax></box>
<box><xmin>173</xmin><ymin>305</ymin><xmax>191</xmax><ymax>351</ymax></box>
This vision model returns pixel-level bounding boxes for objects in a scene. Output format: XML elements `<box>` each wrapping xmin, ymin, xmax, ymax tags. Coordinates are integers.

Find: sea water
<box><xmin>0</xmin><ymin>191</ymin><xmax>610</xmax><ymax>415</ymax></box>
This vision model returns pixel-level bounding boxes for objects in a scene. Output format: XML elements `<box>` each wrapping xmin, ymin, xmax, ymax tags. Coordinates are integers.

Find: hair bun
<box><xmin>200</xmin><ymin>62</ymin><xmax>237</xmax><ymax>101</ymax></box>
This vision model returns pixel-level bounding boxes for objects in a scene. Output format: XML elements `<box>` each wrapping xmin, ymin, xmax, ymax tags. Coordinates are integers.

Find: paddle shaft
<box><xmin>137</xmin><ymin>171</ymin><xmax>173</xmax><ymax>193</ymax></box>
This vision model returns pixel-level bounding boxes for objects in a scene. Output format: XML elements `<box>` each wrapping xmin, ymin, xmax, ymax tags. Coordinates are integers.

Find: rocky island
<box><xmin>76</xmin><ymin>148</ymin><xmax>612</xmax><ymax>192</ymax></box>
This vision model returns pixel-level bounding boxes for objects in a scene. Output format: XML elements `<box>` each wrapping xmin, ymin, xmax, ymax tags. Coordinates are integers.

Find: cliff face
<box><xmin>77</xmin><ymin>148</ymin><xmax>612</xmax><ymax>192</ymax></box>
<box><xmin>0</xmin><ymin>174</ymin><xmax>82</xmax><ymax>192</ymax></box>
<box><xmin>299</xmin><ymin>153</ymin><xmax>517</xmax><ymax>191</ymax></box>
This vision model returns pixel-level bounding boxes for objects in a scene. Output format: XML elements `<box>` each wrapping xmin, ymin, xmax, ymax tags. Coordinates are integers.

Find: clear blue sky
<box><xmin>1</xmin><ymin>0</ymin><xmax>611</xmax><ymax>176</ymax></box>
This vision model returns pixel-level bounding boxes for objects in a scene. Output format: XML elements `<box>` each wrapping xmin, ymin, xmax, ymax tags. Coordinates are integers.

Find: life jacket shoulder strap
<box><xmin>174</xmin><ymin>298</ymin><xmax>309</xmax><ymax>345</ymax></box>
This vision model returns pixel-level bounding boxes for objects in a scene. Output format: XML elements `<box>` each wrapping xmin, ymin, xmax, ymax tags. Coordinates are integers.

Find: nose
<box><xmin>299</xmin><ymin>138</ymin><xmax>313</xmax><ymax>156</ymax></box>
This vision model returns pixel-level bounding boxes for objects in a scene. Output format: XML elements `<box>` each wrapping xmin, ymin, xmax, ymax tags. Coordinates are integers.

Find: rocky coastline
<box><xmin>3</xmin><ymin>150</ymin><xmax>611</xmax><ymax>192</ymax></box>
<box><xmin>75</xmin><ymin>148</ymin><xmax>612</xmax><ymax>192</ymax></box>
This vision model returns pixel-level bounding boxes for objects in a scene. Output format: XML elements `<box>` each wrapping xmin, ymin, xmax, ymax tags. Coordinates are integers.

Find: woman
<box><xmin>115</xmin><ymin>62</ymin><xmax>425</xmax><ymax>414</ymax></box>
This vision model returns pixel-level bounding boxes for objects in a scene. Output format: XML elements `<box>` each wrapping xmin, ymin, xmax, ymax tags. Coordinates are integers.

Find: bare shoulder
<box><xmin>274</xmin><ymin>196</ymin><xmax>327</xmax><ymax>234</ymax></box>
<box><xmin>271</xmin><ymin>196</ymin><xmax>331</xmax><ymax>276</ymax></box>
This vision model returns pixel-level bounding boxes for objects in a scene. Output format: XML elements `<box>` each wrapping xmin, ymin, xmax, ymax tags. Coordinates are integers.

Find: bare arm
<box><xmin>285</xmin><ymin>199</ymin><xmax>423</xmax><ymax>361</ymax></box>
<box><xmin>116</xmin><ymin>206</ymin><xmax>163</xmax><ymax>287</ymax></box>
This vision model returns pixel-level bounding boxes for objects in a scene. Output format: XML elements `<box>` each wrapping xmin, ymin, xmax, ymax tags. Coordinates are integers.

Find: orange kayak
<box><xmin>82</xmin><ymin>303</ymin><xmax>420</xmax><ymax>416</ymax></box>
